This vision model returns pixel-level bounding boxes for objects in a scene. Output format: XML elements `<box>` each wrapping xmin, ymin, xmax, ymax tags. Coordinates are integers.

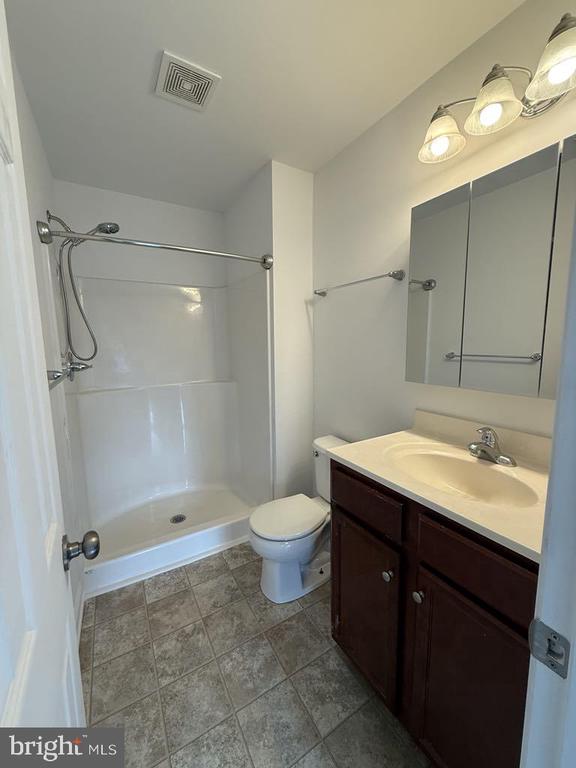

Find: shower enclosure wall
<box><xmin>52</xmin><ymin>182</ymin><xmax>274</xmax><ymax>593</ymax></box>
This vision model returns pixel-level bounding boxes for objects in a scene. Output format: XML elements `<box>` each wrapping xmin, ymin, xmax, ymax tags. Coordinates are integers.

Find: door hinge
<box><xmin>529</xmin><ymin>619</ymin><xmax>570</xmax><ymax>679</ymax></box>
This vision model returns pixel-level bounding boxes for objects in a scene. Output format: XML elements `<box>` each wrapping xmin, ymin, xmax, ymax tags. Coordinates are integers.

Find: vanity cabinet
<box><xmin>330</xmin><ymin>461</ymin><xmax>538</xmax><ymax>768</ymax></box>
<box><xmin>411</xmin><ymin>567</ymin><xmax>530</xmax><ymax>768</ymax></box>
<box><xmin>331</xmin><ymin>507</ymin><xmax>400</xmax><ymax>709</ymax></box>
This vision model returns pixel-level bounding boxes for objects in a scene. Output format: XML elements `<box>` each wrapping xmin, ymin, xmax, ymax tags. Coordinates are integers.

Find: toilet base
<box><xmin>260</xmin><ymin>551</ymin><xmax>330</xmax><ymax>604</ymax></box>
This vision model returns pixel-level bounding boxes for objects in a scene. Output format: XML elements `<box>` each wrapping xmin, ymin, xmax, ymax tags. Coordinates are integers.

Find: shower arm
<box><xmin>37</xmin><ymin>220</ymin><xmax>274</xmax><ymax>270</ymax></box>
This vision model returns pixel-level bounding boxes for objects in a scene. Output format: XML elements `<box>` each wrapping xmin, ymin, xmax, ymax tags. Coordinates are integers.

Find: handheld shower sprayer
<box><xmin>91</xmin><ymin>222</ymin><xmax>120</xmax><ymax>235</ymax></box>
<box><xmin>46</xmin><ymin>211</ymin><xmax>120</xmax><ymax>362</ymax></box>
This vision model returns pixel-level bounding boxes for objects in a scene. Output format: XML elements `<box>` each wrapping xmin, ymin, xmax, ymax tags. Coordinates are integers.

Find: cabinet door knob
<box><xmin>412</xmin><ymin>590</ymin><xmax>425</xmax><ymax>605</ymax></box>
<box><xmin>381</xmin><ymin>570</ymin><xmax>394</xmax><ymax>583</ymax></box>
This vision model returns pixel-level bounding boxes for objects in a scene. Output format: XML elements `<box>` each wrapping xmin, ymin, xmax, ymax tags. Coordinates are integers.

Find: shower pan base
<box><xmin>84</xmin><ymin>488</ymin><xmax>252</xmax><ymax>596</ymax></box>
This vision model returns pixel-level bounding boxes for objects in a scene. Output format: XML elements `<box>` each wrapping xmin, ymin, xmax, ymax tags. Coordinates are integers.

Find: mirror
<box><xmin>541</xmin><ymin>136</ymin><xmax>576</xmax><ymax>398</ymax></box>
<box><xmin>461</xmin><ymin>145</ymin><xmax>558</xmax><ymax>396</ymax></box>
<box><xmin>406</xmin><ymin>138</ymin><xmax>574</xmax><ymax>399</ymax></box>
<box><xmin>406</xmin><ymin>185</ymin><xmax>469</xmax><ymax>387</ymax></box>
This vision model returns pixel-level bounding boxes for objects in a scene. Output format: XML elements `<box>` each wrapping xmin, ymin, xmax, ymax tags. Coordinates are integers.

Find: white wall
<box><xmin>224</xmin><ymin>164</ymin><xmax>274</xmax><ymax>505</ymax></box>
<box><xmin>314</xmin><ymin>0</ymin><xmax>572</xmax><ymax>442</ymax></box>
<box><xmin>13</xmin><ymin>65</ymin><xmax>90</xmax><ymax>625</ymax></box>
<box><xmin>271</xmin><ymin>162</ymin><xmax>314</xmax><ymax>497</ymax></box>
<box><xmin>52</xmin><ymin>180</ymin><xmax>225</xmax><ymax>286</ymax></box>
<box><xmin>224</xmin><ymin>161</ymin><xmax>315</xmax><ymax>503</ymax></box>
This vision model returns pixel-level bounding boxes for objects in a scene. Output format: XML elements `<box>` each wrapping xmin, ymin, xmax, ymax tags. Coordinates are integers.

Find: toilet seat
<box><xmin>250</xmin><ymin>494</ymin><xmax>328</xmax><ymax>542</ymax></box>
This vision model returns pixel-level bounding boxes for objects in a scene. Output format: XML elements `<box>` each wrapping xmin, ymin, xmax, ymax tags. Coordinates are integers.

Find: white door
<box><xmin>521</xmin><ymin>192</ymin><xmax>576</xmax><ymax>763</ymax></box>
<box><xmin>0</xmin><ymin>0</ymin><xmax>84</xmax><ymax>727</ymax></box>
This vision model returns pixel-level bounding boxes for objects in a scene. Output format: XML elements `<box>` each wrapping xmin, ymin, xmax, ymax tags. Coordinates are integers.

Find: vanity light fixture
<box><xmin>418</xmin><ymin>13</ymin><xmax>576</xmax><ymax>163</ymax></box>
<box><xmin>418</xmin><ymin>104</ymin><xmax>469</xmax><ymax>163</ymax></box>
<box><xmin>464</xmin><ymin>65</ymin><xmax>524</xmax><ymax>136</ymax></box>
<box><xmin>525</xmin><ymin>13</ymin><xmax>576</xmax><ymax>102</ymax></box>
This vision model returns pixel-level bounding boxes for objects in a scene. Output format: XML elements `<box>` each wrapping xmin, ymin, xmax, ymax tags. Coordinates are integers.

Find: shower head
<box><xmin>83</xmin><ymin>222</ymin><xmax>120</xmax><ymax>237</ymax></box>
<box><xmin>95</xmin><ymin>222</ymin><xmax>120</xmax><ymax>234</ymax></box>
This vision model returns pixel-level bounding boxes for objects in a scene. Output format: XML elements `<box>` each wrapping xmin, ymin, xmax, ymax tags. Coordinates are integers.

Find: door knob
<box><xmin>412</xmin><ymin>590</ymin><xmax>425</xmax><ymax>605</ymax></box>
<box><xmin>62</xmin><ymin>531</ymin><xmax>100</xmax><ymax>572</ymax></box>
<box><xmin>381</xmin><ymin>570</ymin><xmax>394</xmax><ymax>583</ymax></box>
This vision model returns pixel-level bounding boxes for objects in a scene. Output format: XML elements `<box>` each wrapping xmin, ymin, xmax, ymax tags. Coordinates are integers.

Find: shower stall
<box><xmin>40</xmin><ymin>203</ymin><xmax>274</xmax><ymax>594</ymax></box>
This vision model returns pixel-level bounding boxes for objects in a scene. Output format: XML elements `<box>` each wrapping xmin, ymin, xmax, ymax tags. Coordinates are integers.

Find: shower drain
<box><xmin>170</xmin><ymin>514</ymin><xmax>187</xmax><ymax>524</ymax></box>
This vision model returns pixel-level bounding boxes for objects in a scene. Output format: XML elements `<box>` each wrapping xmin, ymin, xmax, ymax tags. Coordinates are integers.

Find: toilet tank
<box><xmin>313</xmin><ymin>435</ymin><xmax>348</xmax><ymax>501</ymax></box>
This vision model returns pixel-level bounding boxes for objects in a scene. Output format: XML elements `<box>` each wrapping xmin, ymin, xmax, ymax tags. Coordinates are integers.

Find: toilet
<box><xmin>249</xmin><ymin>435</ymin><xmax>348</xmax><ymax>604</ymax></box>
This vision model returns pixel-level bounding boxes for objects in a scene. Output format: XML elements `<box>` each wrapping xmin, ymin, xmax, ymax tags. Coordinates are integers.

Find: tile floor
<box><xmin>81</xmin><ymin>541</ymin><xmax>429</xmax><ymax>768</ymax></box>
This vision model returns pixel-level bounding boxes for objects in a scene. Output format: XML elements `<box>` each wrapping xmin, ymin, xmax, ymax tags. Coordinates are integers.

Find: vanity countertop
<box><xmin>326</xmin><ymin>413</ymin><xmax>550</xmax><ymax>563</ymax></box>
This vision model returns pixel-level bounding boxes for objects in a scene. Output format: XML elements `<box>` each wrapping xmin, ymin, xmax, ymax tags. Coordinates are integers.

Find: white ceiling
<box><xmin>6</xmin><ymin>0</ymin><xmax>524</xmax><ymax>211</ymax></box>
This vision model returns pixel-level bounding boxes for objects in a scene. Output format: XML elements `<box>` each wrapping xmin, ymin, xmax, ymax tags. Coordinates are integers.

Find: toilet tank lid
<box><xmin>313</xmin><ymin>435</ymin><xmax>348</xmax><ymax>454</ymax></box>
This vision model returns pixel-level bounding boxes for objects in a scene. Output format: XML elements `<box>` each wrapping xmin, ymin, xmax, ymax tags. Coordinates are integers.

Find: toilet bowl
<box><xmin>249</xmin><ymin>435</ymin><xmax>347</xmax><ymax>603</ymax></box>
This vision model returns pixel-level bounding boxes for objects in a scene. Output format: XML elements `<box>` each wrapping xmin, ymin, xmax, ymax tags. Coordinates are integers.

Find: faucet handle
<box><xmin>476</xmin><ymin>426</ymin><xmax>498</xmax><ymax>448</ymax></box>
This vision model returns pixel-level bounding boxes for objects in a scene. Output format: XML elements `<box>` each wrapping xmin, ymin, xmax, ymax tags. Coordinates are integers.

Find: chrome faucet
<box><xmin>468</xmin><ymin>427</ymin><xmax>516</xmax><ymax>467</ymax></box>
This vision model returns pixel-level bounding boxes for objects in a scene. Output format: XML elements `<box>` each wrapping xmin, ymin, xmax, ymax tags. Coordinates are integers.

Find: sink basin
<box><xmin>390</xmin><ymin>451</ymin><xmax>538</xmax><ymax>508</ymax></box>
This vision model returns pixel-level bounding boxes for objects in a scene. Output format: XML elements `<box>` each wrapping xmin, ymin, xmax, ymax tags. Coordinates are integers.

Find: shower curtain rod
<box><xmin>36</xmin><ymin>220</ymin><xmax>274</xmax><ymax>270</ymax></box>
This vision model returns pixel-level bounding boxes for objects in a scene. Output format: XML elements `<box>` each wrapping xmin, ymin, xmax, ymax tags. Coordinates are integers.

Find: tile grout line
<box><xmin>264</xmin><ymin>611</ymin><xmax>327</xmax><ymax>678</ymax></box>
<box><xmin>204</xmin><ymin>615</ymin><xmax>257</xmax><ymax>768</ymax></box>
<box><xmin>304</xmin><ymin>603</ymin><xmax>332</xmax><ymax>643</ymax></box>
<box><xmin>282</xmin><ymin>660</ymin><xmax>376</xmax><ymax>768</ymax></box>
<box><xmin>86</xmin><ymin>558</ymin><xmax>236</xmax><ymax>730</ymax></box>
<box><xmin>300</xmin><ymin>608</ymin><xmax>332</xmax><ymax>647</ymax></box>
<box><xmin>142</xmin><ymin>585</ymin><xmax>171</xmax><ymax>767</ymax></box>
<box><xmin>161</xmin><ymin>609</ymin><xmax>256</xmax><ymax>767</ymax></box>
<box><xmin>84</xmin><ymin>602</ymin><xmax>96</xmax><ymax>726</ymax></box>
<box><xmin>233</xmin><ymin>673</ymin><xmax>322</xmax><ymax>768</ymax></box>
<box><xmin>146</xmin><ymin>583</ymin><xmax>190</xmax><ymax>606</ymax></box>
<box><xmin>91</xmin><ymin>586</ymin><xmax>161</xmax><ymax>723</ymax></box>
<box><xmin>91</xmin><ymin>682</ymin><xmax>166</xmax><ymax>728</ymax></box>
<box><xmin>138</xmin><ymin>548</ymin><xmax>257</xmax><ymax>766</ymax></box>
<box><xmin>261</xmin><ymin>628</ymin><xmax>326</xmax><ymax>766</ymax></box>
<box><xmin>193</xmin><ymin>576</ymin><xmax>246</xmax><ymax>619</ymax></box>
<box><xmin>188</xmin><ymin>548</ymin><xmax>294</xmax><ymax>765</ymax></box>
<box><xmin>207</xmin><ymin>594</ymin><xmax>264</xmax><ymax>659</ymax></box>
<box><xmin>92</xmin><ymin>619</ymin><xmax>279</xmax><ymax>716</ymax></box>
<box><xmin>92</xmin><ymin>581</ymin><xmax>145</xmax><ymax>627</ymax></box>
<box><xmin>219</xmin><ymin>633</ymin><xmax>288</xmax><ymax>710</ymax></box>
<box><xmin>263</xmin><ymin>604</ymin><xmax>377</xmax><ymax>766</ymax></box>
<box><xmin>93</xmin><ymin>601</ymin><xmax>147</xmax><ymax>627</ymax></box>
<box><xmin>92</xmin><ymin>604</ymin><xmax>151</xmax><ymax>668</ymax></box>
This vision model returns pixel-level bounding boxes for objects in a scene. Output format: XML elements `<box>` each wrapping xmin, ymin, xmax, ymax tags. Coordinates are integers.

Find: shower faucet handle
<box><xmin>47</xmin><ymin>361</ymin><xmax>92</xmax><ymax>389</ymax></box>
<box><xmin>66</xmin><ymin>360</ymin><xmax>92</xmax><ymax>383</ymax></box>
<box><xmin>69</xmin><ymin>361</ymin><xmax>92</xmax><ymax>372</ymax></box>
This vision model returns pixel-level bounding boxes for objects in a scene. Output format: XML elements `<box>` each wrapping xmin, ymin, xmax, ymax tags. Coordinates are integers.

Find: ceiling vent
<box><xmin>155</xmin><ymin>52</ymin><xmax>221</xmax><ymax>111</ymax></box>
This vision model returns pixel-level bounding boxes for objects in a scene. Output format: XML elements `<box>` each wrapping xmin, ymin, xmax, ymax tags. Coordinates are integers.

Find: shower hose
<box><xmin>51</xmin><ymin>212</ymin><xmax>98</xmax><ymax>362</ymax></box>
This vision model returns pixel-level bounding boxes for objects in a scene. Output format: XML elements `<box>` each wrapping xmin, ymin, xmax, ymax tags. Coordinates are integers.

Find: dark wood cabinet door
<box><xmin>332</xmin><ymin>506</ymin><xmax>400</xmax><ymax>708</ymax></box>
<box><xmin>411</xmin><ymin>567</ymin><xmax>530</xmax><ymax>768</ymax></box>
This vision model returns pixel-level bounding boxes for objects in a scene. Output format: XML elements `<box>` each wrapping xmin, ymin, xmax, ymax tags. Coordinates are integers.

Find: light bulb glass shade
<box><xmin>525</xmin><ymin>14</ymin><xmax>576</xmax><ymax>101</ymax></box>
<box><xmin>418</xmin><ymin>108</ymin><xmax>466</xmax><ymax>163</ymax></box>
<box><xmin>464</xmin><ymin>71</ymin><xmax>522</xmax><ymax>135</ymax></box>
